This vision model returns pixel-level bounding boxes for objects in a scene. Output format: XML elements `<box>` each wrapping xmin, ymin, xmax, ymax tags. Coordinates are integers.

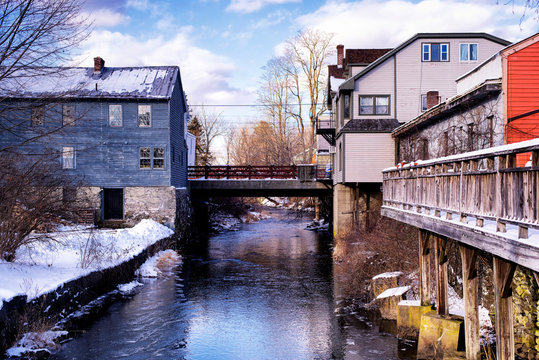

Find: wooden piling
<box><xmin>459</xmin><ymin>245</ymin><xmax>480</xmax><ymax>360</ymax></box>
<box><xmin>419</xmin><ymin>229</ymin><xmax>431</xmax><ymax>307</ymax></box>
<box><xmin>493</xmin><ymin>257</ymin><xmax>516</xmax><ymax>360</ymax></box>
<box><xmin>434</xmin><ymin>235</ymin><xmax>448</xmax><ymax>316</ymax></box>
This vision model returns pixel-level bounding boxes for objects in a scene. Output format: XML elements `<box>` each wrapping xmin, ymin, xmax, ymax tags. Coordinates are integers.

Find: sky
<box><xmin>79</xmin><ymin>0</ymin><xmax>538</xmax><ymax>156</ymax></box>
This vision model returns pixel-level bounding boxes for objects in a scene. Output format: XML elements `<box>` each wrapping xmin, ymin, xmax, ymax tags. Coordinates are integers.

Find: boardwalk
<box><xmin>382</xmin><ymin>138</ymin><xmax>539</xmax><ymax>360</ymax></box>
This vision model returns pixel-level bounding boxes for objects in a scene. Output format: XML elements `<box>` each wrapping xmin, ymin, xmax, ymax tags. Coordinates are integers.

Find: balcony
<box><xmin>316</xmin><ymin>114</ymin><xmax>335</xmax><ymax>146</ymax></box>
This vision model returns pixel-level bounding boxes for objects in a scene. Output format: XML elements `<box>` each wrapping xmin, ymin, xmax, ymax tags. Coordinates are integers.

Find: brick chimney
<box><xmin>93</xmin><ymin>56</ymin><xmax>105</xmax><ymax>74</ymax></box>
<box><xmin>337</xmin><ymin>45</ymin><xmax>344</xmax><ymax>68</ymax></box>
<box><xmin>426</xmin><ymin>91</ymin><xmax>439</xmax><ymax>110</ymax></box>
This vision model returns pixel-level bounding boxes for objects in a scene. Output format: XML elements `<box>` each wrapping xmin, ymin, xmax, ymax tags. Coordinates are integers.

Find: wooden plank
<box><xmin>380</xmin><ymin>206</ymin><xmax>539</xmax><ymax>272</ymax></box>
<box><xmin>419</xmin><ymin>230</ymin><xmax>432</xmax><ymax>307</ymax></box>
<box><xmin>460</xmin><ymin>245</ymin><xmax>480</xmax><ymax>360</ymax></box>
<box><xmin>434</xmin><ymin>235</ymin><xmax>449</xmax><ymax>316</ymax></box>
<box><xmin>493</xmin><ymin>257</ymin><xmax>515</xmax><ymax>360</ymax></box>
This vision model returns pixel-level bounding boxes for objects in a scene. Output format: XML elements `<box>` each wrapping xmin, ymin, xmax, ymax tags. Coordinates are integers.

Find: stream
<box><xmin>51</xmin><ymin>209</ymin><xmax>415</xmax><ymax>359</ymax></box>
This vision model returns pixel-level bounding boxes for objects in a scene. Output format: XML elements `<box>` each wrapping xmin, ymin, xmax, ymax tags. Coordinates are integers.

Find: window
<box><xmin>359</xmin><ymin>95</ymin><xmax>389</xmax><ymax>115</ymax></box>
<box><xmin>31</xmin><ymin>107</ymin><xmax>43</xmax><ymax>126</ymax></box>
<box><xmin>138</xmin><ymin>104</ymin><xmax>151</xmax><ymax>127</ymax></box>
<box><xmin>140</xmin><ymin>147</ymin><xmax>151</xmax><ymax>169</ymax></box>
<box><xmin>460</xmin><ymin>43</ymin><xmax>478</xmax><ymax>61</ymax></box>
<box><xmin>343</xmin><ymin>94</ymin><xmax>350</xmax><ymax>119</ymax></box>
<box><xmin>422</xmin><ymin>43</ymin><xmax>449</xmax><ymax>62</ymax></box>
<box><xmin>62</xmin><ymin>105</ymin><xmax>75</xmax><ymax>126</ymax></box>
<box><xmin>62</xmin><ymin>147</ymin><xmax>75</xmax><ymax>169</ymax></box>
<box><xmin>139</xmin><ymin>147</ymin><xmax>165</xmax><ymax>169</ymax></box>
<box><xmin>153</xmin><ymin>147</ymin><xmax>164</xmax><ymax>169</ymax></box>
<box><xmin>421</xmin><ymin>95</ymin><xmax>428</xmax><ymax>112</ymax></box>
<box><xmin>109</xmin><ymin>104</ymin><xmax>122</xmax><ymax>127</ymax></box>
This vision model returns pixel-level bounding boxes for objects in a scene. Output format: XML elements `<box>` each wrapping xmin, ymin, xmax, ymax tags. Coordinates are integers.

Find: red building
<box><xmin>503</xmin><ymin>33</ymin><xmax>539</xmax><ymax>165</ymax></box>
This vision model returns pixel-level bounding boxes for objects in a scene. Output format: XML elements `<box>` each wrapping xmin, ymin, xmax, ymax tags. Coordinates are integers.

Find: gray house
<box><xmin>0</xmin><ymin>57</ymin><xmax>189</xmax><ymax>228</ymax></box>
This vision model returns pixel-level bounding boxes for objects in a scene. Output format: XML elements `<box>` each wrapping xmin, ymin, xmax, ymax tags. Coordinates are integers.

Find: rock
<box><xmin>375</xmin><ymin>286</ymin><xmax>410</xmax><ymax>320</ymax></box>
<box><xmin>371</xmin><ymin>271</ymin><xmax>404</xmax><ymax>298</ymax></box>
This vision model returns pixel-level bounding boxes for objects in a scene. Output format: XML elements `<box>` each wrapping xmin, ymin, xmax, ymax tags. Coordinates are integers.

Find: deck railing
<box><xmin>382</xmin><ymin>138</ymin><xmax>539</xmax><ymax>239</ymax></box>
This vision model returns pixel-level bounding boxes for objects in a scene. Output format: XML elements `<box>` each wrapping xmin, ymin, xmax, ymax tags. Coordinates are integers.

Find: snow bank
<box><xmin>0</xmin><ymin>219</ymin><xmax>174</xmax><ymax>308</ymax></box>
<box><xmin>6</xmin><ymin>330</ymin><xmax>68</xmax><ymax>357</ymax></box>
<box><xmin>135</xmin><ymin>250</ymin><xmax>181</xmax><ymax>278</ymax></box>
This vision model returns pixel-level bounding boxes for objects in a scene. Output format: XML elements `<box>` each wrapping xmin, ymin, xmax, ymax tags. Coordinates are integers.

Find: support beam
<box><xmin>419</xmin><ymin>229</ymin><xmax>432</xmax><ymax>306</ymax></box>
<box><xmin>434</xmin><ymin>235</ymin><xmax>449</xmax><ymax>316</ymax></box>
<box><xmin>493</xmin><ymin>257</ymin><xmax>516</xmax><ymax>360</ymax></box>
<box><xmin>459</xmin><ymin>245</ymin><xmax>480</xmax><ymax>360</ymax></box>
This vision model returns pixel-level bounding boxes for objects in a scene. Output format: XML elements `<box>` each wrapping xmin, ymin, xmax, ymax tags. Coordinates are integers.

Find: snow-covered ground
<box><xmin>0</xmin><ymin>219</ymin><xmax>174</xmax><ymax>309</ymax></box>
<box><xmin>211</xmin><ymin>210</ymin><xmax>270</xmax><ymax>232</ymax></box>
<box><xmin>6</xmin><ymin>249</ymin><xmax>182</xmax><ymax>358</ymax></box>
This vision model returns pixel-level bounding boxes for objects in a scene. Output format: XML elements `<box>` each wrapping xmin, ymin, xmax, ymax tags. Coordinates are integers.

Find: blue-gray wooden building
<box><xmin>0</xmin><ymin>57</ymin><xmax>190</xmax><ymax>227</ymax></box>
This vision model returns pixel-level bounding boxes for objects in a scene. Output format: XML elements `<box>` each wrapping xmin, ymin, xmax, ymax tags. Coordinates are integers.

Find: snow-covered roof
<box><xmin>0</xmin><ymin>66</ymin><xmax>179</xmax><ymax>100</ymax></box>
<box><xmin>329</xmin><ymin>76</ymin><xmax>345</xmax><ymax>92</ymax></box>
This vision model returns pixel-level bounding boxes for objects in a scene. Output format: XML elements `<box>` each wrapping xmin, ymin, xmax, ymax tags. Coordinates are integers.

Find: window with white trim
<box><xmin>421</xmin><ymin>94</ymin><xmax>428</xmax><ymax>112</ymax></box>
<box><xmin>359</xmin><ymin>95</ymin><xmax>390</xmax><ymax>115</ymax></box>
<box><xmin>343</xmin><ymin>94</ymin><xmax>350</xmax><ymax>119</ymax></box>
<box><xmin>109</xmin><ymin>104</ymin><xmax>122</xmax><ymax>127</ymax></box>
<box><xmin>62</xmin><ymin>147</ymin><xmax>75</xmax><ymax>169</ymax></box>
<box><xmin>460</xmin><ymin>43</ymin><xmax>478</xmax><ymax>61</ymax></box>
<box><xmin>422</xmin><ymin>43</ymin><xmax>449</xmax><ymax>62</ymax></box>
<box><xmin>138</xmin><ymin>104</ymin><xmax>151</xmax><ymax>127</ymax></box>
<box><xmin>62</xmin><ymin>105</ymin><xmax>75</xmax><ymax>126</ymax></box>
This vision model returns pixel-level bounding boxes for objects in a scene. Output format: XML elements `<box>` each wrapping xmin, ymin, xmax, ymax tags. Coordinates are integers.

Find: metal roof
<box><xmin>0</xmin><ymin>66</ymin><xmax>179</xmax><ymax>100</ymax></box>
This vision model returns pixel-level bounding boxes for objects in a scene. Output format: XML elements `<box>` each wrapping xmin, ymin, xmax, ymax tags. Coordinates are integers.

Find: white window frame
<box><xmin>109</xmin><ymin>104</ymin><xmax>122</xmax><ymax>127</ymax></box>
<box><xmin>460</xmin><ymin>43</ymin><xmax>478</xmax><ymax>62</ymax></box>
<box><xmin>421</xmin><ymin>94</ymin><xmax>428</xmax><ymax>112</ymax></box>
<box><xmin>138</xmin><ymin>104</ymin><xmax>151</xmax><ymax>127</ymax></box>
<box><xmin>62</xmin><ymin>146</ymin><xmax>75</xmax><ymax>169</ymax></box>
<box><xmin>422</xmin><ymin>42</ymin><xmax>449</xmax><ymax>62</ymax></box>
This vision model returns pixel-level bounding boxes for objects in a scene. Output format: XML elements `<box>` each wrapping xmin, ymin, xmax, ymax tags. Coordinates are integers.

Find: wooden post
<box><xmin>419</xmin><ymin>229</ymin><xmax>432</xmax><ymax>306</ymax></box>
<box><xmin>434</xmin><ymin>235</ymin><xmax>449</xmax><ymax>316</ymax></box>
<box><xmin>493</xmin><ymin>257</ymin><xmax>516</xmax><ymax>360</ymax></box>
<box><xmin>459</xmin><ymin>245</ymin><xmax>480</xmax><ymax>360</ymax></box>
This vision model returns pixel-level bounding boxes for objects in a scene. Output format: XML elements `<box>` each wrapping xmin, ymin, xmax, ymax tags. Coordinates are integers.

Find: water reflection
<box><xmin>52</xmin><ymin>210</ymin><xmax>410</xmax><ymax>360</ymax></box>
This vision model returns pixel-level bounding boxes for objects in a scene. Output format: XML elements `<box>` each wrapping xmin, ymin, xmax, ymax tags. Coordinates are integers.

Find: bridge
<box><xmin>188</xmin><ymin>165</ymin><xmax>332</xmax><ymax>197</ymax></box>
<box><xmin>382</xmin><ymin>138</ymin><xmax>539</xmax><ymax>360</ymax></box>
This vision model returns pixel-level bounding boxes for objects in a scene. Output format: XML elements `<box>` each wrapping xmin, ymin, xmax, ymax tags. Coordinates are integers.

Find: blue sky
<box><xmin>79</xmin><ymin>0</ymin><xmax>538</xmax><ymax>140</ymax></box>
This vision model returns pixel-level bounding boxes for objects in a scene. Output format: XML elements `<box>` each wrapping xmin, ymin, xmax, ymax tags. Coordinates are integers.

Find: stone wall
<box><xmin>124</xmin><ymin>186</ymin><xmax>176</xmax><ymax>228</ymax></box>
<box><xmin>513</xmin><ymin>267</ymin><xmax>539</xmax><ymax>359</ymax></box>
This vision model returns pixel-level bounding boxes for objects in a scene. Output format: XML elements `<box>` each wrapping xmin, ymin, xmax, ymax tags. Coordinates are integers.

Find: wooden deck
<box><xmin>382</xmin><ymin>138</ymin><xmax>539</xmax><ymax>360</ymax></box>
<box><xmin>382</xmin><ymin>138</ymin><xmax>539</xmax><ymax>272</ymax></box>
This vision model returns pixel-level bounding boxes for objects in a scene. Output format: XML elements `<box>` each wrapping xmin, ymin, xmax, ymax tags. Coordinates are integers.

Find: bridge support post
<box><xmin>333</xmin><ymin>184</ymin><xmax>356</xmax><ymax>237</ymax></box>
<box><xmin>459</xmin><ymin>245</ymin><xmax>480</xmax><ymax>360</ymax></box>
<box><xmin>493</xmin><ymin>257</ymin><xmax>516</xmax><ymax>360</ymax></box>
<box><xmin>434</xmin><ymin>235</ymin><xmax>448</xmax><ymax>316</ymax></box>
<box><xmin>419</xmin><ymin>230</ymin><xmax>432</xmax><ymax>306</ymax></box>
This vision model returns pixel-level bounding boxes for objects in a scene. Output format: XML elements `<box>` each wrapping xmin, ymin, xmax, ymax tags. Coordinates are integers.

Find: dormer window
<box><xmin>422</xmin><ymin>43</ymin><xmax>449</xmax><ymax>62</ymax></box>
<box><xmin>359</xmin><ymin>95</ymin><xmax>390</xmax><ymax>115</ymax></box>
<box><xmin>343</xmin><ymin>94</ymin><xmax>350</xmax><ymax>119</ymax></box>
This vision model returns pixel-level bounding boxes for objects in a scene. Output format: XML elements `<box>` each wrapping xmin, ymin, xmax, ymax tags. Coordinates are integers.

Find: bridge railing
<box><xmin>189</xmin><ymin>165</ymin><xmax>332</xmax><ymax>181</ymax></box>
<box><xmin>382</xmin><ymin>138</ymin><xmax>539</xmax><ymax>239</ymax></box>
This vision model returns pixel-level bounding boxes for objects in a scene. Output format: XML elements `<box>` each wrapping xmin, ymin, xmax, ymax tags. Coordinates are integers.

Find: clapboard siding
<box><xmin>352</xmin><ymin>56</ymin><xmax>395</xmax><ymax>119</ymax></box>
<box><xmin>169</xmin><ymin>75</ymin><xmax>188</xmax><ymax>188</ymax></box>
<box><xmin>396</xmin><ymin>37</ymin><xmax>506</xmax><ymax>123</ymax></box>
<box><xmin>343</xmin><ymin>132</ymin><xmax>394</xmax><ymax>183</ymax></box>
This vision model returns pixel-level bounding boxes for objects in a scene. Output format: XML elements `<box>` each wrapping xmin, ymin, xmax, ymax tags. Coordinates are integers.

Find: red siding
<box><xmin>506</xmin><ymin>41</ymin><xmax>539</xmax><ymax>166</ymax></box>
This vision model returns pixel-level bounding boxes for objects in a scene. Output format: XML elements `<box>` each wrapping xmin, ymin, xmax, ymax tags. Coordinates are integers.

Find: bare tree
<box><xmin>0</xmin><ymin>0</ymin><xmax>91</xmax><ymax>153</ymax></box>
<box><xmin>192</xmin><ymin>105</ymin><xmax>225</xmax><ymax>165</ymax></box>
<box><xmin>284</xmin><ymin>29</ymin><xmax>334</xmax><ymax>163</ymax></box>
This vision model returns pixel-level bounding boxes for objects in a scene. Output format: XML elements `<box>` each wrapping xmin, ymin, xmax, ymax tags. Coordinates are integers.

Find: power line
<box><xmin>189</xmin><ymin>103</ymin><xmax>324</xmax><ymax>107</ymax></box>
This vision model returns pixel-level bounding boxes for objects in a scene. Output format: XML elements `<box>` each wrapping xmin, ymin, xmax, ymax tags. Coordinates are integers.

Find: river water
<box><xmin>51</xmin><ymin>210</ymin><xmax>415</xmax><ymax>360</ymax></box>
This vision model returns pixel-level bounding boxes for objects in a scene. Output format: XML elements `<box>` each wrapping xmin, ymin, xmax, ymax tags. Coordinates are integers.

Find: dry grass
<box><xmin>333</xmin><ymin>213</ymin><xmax>418</xmax><ymax>302</ymax></box>
<box><xmin>155</xmin><ymin>250</ymin><xmax>182</xmax><ymax>273</ymax></box>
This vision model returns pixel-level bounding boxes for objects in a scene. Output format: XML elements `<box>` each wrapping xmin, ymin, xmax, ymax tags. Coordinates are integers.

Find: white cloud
<box><xmin>82</xmin><ymin>8</ymin><xmax>130</xmax><ymax>28</ymax></box>
<box><xmin>226</xmin><ymin>0</ymin><xmax>300</xmax><ymax>14</ymax></box>
<box><xmin>75</xmin><ymin>30</ymin><xmax>255</xmax><ymax>106</ymax></box>
<box><xmin>295</xmin><ymin>0</ymin><xmax>537</xmax><ymax>49</ymax></box>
